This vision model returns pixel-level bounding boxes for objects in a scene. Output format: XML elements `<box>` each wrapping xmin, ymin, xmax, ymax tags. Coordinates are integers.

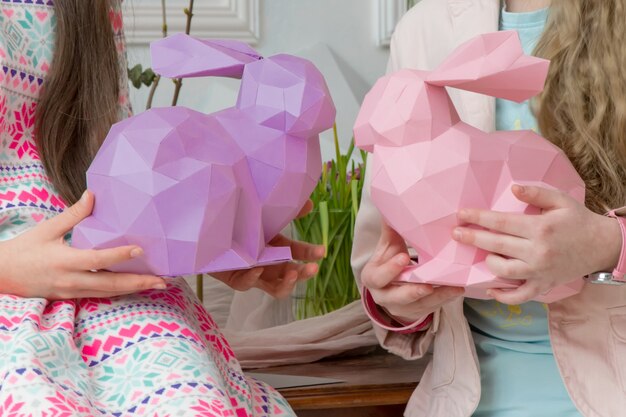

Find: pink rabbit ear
<box><xmin>151</xmin><ymin>33</ymin><xmax>263</xmax><ymax>79</ymax></box>
<box><xmin>426</xmin><ymin>31</ymin><xmax>549</xmax><ymax>103</ymax></box>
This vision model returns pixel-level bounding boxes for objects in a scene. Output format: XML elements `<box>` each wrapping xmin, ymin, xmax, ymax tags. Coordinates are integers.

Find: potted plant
<box><xmin>292</xmin><ymin>125</ymin><xmax>367</xmax><ymax>319</ymax></box>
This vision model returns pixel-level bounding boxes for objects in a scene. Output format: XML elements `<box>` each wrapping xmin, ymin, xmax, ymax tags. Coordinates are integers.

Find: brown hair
<box><xmin>535</xmin><ymin>0</ymin><xmax>626</xmax><ymax>213</ymax></box>
<box><xmin>36</xmin><ymin>0</ymin><xmax>121</xmax><ymax>205</ymax></box>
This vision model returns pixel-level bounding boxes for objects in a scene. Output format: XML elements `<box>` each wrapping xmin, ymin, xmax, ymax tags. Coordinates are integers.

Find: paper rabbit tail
<box><xmin>427</xmin><ymin>31</ymin><xmax>549</xmax><ymax>103</ymax></box>
<box><xmin>151</xmin><ymin>33</ymin><xmax>262</xmax><ymax>79</ymax></box>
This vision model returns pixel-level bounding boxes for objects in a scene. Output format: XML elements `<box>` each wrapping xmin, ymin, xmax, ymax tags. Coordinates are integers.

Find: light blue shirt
<box><xmin>465</xmin><ymin>7</ymin><xmax>583</xmax><ymax>417</ymax></box>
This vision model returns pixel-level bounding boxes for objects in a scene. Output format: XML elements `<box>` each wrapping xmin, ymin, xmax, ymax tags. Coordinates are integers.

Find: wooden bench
<box><xmin>252</xmin><ymin>348</ymin><xmax>430</xmax><ymax>416</ymax></box>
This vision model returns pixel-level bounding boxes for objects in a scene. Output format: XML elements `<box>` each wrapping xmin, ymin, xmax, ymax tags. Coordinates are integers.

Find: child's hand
<box><xmin>453</xmin><ymin>184</ymin><xmax>622</xmax><ymax>304</ymax></box>
<box><xmin>0</xmin><ymin>191</ymin><xmax>166</xmax><ymax>299</ymax></box>
<box><xmin>361</xmin><ymin>222</ymin><xmax>464</xmax><ymax>324</ymax></box>
<box><xmin>210</xmin><ymin>235</ymin><xmax>322</xmax><ymax>298</ymax></box>
<box><xmin>211</xmin><ymin>199</ymin><xmax>325</xmax><ymax>298</ymax></box>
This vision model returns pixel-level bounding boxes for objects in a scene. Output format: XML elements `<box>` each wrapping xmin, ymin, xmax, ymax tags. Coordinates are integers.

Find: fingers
<box><xmin>511</xmin><ymin>184</ymin><xmax>570</xmax><ymax>210</ymax></box>
<box><xmin>372</xmin><ymin>282</ymin><xmax>434</xmax><ymax>306</ymax></box>
<box><xmin>372</xmin><ymin>284</ymin><xmax>463</xmax><ymax>309</ymax></box>
<box><xmin>218</xmin><ymin>261</ymin><xmax>318</xmax><ymax>298</ymax></box>
<box><xmin>259</xmin><ymin>262</ymin><xmax>318</xmax><ymax>296</ymax></box>
<box><xmin>255</xmin><ymin>269</ymin><xmax>298</xmax><ymax>299</ymax></box>
<box><xmin>361</xmin><ymin>252</ymin><xmax>410</xmax><ymax>290</ymax></box>
<box><xmin>296</xmin><ymin>199</ymin><xmax>314</xmax><ymax>219</ymax></box>
<box><xmin>372</xmin><ymin>285</ymin><xmax>464</xmax><ymax>320</ymax></box>
<box><xmin>456</xmin><ymin>185</ymin><xmax>573</xmax><ymax>236</ymax></box>
<box><xmin>76</xmin><ymin>283</ymin><xmax>168</xmax><ymax>299</ymax></box>
<box><xmin>82</xmin><ymin>271</ymin><xmax>166</xmax><ymax>292</ymax></box>
<box><xmin>51</xmin><ymin>270</ymin><xmax>166</xmax><ymax>299</ymax></box>
<box><xmin>218</xmin><ymin>267</ymin><xmax>265</xmax><ymax>292</ymax></box>
<box><xmin>40</xmin><ymin>190</ymin><xmax>93</xmax><ymax>238</ymax></box>
<box><xmin>457</xmin><ymin>208</ymin><xmax>532</xmax><ymax>238</ymax></box>
<box><xmin>488</xmin><ymin>282</ymin><xmax>540</xmax><ymax>305</ymax></box>
<box><xmin>269</xmin><ymin>234</ymin><xmax>325</xmax><ymax>262</ymax></box>
<box><xmin>485</xmin><ymin>253</ymin><xmax>529</xmax><ymax>281</ymax></box>
<box><xmin>70</xmin><ymin>245</ymin><xmax>144</xmax><ymax>271</ymax></box>
<box><xmin>263</xmin><ymin>262</ymin><xmax>318</xmax><ymax>298</ymax></box>
<box><xmin>301</xmin><ymin>262</ymin><xmax>319</xmax><ymax>279</ymax></box>
<box><xmin>452</xmin><ymin>227</ymin><xmax>530</xmax><ymax>259</ymax></box>
<box><xmin>379</xmin><ymin>221</ymin><xmax>408</xmax><ymax>251</ymax></box>
<box><xmin>370</xmin><ymin>221</ymin><xmax>409</xmax><ymax>265</ymax></box>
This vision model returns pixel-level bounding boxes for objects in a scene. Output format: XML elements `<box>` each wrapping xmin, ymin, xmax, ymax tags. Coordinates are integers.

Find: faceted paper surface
<box><xmin>355</xmin><ymin>31</ymin><xmax>585</xmax><ymax>302</ymax></box>
<box><xmin>73</xmin><ymin>35</ymin><xmax>336</xmax><ymax>276</ymax></box>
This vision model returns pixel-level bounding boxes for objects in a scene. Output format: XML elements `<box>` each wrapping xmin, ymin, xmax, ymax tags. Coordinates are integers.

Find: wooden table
<box><xmin>253</xmin><ymin>348</ymin><xmax>430</xmax><ymax>416</ymax></box>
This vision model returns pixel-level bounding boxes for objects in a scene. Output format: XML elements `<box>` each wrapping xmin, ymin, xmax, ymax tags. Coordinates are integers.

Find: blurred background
<box><xmin>123</xmin><ymin>0</ymin><xmax>415</xmax><ymax>162</ymax></box>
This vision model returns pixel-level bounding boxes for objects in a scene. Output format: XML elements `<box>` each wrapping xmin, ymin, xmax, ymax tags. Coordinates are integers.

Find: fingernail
<box><xmin>80</xmin><ymin>190</ymin><xmax>89</xmax><ymax>204</ymax></box>
<box><xmin>514</xmin><ymin>184</ymin><xmax>525</xmax><ymax>195</ymax></box>
<box><xmin>457</xmin><ymin>209</ymin><xmax>467</xmax><ymax>220</ymax></box>
<box><xmin>316</xmin><ymin>246</ymin><xmax>326</xmax><ymax>257</ymax></box>
<box><xmin>452</xmin><ymin>228</ymin><xmax>462</xmax><ymax>240</ymax></box>
<box><xmin>417</xmin><ymin>287</ymin><xmax>432</xmax><ymax>297</ymax></box>
<box><xmin>153</xmin><ymin>281</ymin><xmax>167</xmax><ymax>290</ymax></box>
<box><xmin>395</xmin><ymin>255</ymin><xmax>407</xmax><ymax>266</ymax></box>
<box><xmin>130</xmin><ymin>247</ymin><xmax>144</xmax><ymax>258</ymax></box>
<box><xmin>486</xmin><ymin>289</ymin><xmax>494</xmax><ymax>298</ymax></box>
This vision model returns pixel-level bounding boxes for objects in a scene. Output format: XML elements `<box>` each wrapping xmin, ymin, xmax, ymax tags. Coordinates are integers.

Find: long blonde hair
<box><xmin>535</xmin><ymin>0</ymin><xmax>626</xmax><ymax>213</ymax></box>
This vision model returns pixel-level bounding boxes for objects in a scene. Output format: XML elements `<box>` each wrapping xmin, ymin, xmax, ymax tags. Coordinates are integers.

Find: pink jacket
<box><xmin>351</xmin><ymin>1</ymin><xmax>626</xmax><ymax>416</ymax></box>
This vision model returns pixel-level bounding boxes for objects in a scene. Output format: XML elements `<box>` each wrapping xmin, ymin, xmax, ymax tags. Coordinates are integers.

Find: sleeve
<box><xmin>351</xmin><ymin>37</ymin><xmax>441</xmax><ymax>357</ymax></box>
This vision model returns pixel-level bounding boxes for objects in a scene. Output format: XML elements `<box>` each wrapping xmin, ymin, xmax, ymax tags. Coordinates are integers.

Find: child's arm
<box><xmin>352</xmin><ymin>158</ymin><xmax>463</xmax><ymax>359</ymax></box>
<box><xmin>359</xmin><ymin>221</ymin><xmax>464</xmax><ymax>324</ymax></box>
<box><xmin>0</xmin><ymin>191</ymin><xmax>166</xmax><ymax>299</ymax></box>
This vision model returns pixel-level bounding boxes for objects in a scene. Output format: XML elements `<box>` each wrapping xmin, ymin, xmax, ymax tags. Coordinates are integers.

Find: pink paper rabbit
<box><xmin>354</xmin><ymin>31</ymin><xmax>585</xmax><ymax>302</ymax></box>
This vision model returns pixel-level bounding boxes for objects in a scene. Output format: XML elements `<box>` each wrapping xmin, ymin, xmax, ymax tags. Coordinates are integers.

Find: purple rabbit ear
<box><xmin>427</xmin><ymin>31</ymin><xmax>549</xmax><ymax>103</ymax></box>
<box><xmin>151</xmin><ymin>33</ymin><xmax>263</xmax><ymax>79</ymax></box>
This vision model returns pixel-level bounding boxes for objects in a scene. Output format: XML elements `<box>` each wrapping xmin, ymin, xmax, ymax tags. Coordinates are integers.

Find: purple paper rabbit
<box><xmin>72</xmin><ymin>34</ymin><xmax>336</xmax><ymax>276</ymax></box>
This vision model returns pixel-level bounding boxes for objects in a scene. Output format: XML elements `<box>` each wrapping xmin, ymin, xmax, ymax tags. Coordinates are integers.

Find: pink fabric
<box><xmin>606</xmin><ymin>207</ymin><xmax>626</xmax><ymax>281</ymax></box>
<box><xmin>361</xmin><ymin>288</ymin><xmax>432</xmax><ymax>334</ymax></box>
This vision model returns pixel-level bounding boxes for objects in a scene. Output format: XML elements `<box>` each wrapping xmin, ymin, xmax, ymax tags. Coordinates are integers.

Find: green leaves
<box><xmin>407</xmin><ymin>0</ymin><xmax>420</xmax><ymax>9</ymax></box>
<box><xmin>292</xmin><ymin>125</ymin><xmax>368</xmax><ymax>319</ymax></box>
<box><xmin>127</xmin><ymin>64</ymin><xmax>157</xmax><ymax>90</ymax></box>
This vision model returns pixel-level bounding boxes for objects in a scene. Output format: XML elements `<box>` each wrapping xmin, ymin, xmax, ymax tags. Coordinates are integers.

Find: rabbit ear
<box><xmin>151</xmin><ymin>33</ymin><xmax>262</xmax><ymax>79</ymax></box>
<box><xmin>426</xmin><ymin>31</ymin><xmax>549</xmax><ymax>103</ymax></box>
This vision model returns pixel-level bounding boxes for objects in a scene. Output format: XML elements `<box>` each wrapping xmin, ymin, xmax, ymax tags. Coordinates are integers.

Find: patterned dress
<box><xmin>0</xmin><ymin>2</ymin><xmax>295</xmax><ymax>416</ymax></box>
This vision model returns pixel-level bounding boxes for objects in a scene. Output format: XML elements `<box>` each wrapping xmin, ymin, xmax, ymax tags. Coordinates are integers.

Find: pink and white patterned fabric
<box><xmin>0</xmin><ymin>1</ymin><xmax>295</xmax><ymax>416</ymax></box>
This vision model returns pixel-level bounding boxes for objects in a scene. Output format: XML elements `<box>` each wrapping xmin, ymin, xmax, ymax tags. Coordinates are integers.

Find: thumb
<box><xmin>372</xmin><ymin>221</ymin><xmax>408</xmax><ymax>263</ymax></box>
<box><xmin>512</xmin><ymin>184</ymin><xmax>571</xmax><ymax>211</ymax></box>
<box><xmin>40</xmin><ymin>190</ymin><xmax>94</xmax><ymax>238</ymax></box>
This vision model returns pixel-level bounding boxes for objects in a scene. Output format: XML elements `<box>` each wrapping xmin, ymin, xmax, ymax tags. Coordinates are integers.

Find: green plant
<box><xmin>407</xmin><ymin>0</ymin><xmax>420</xmax><ymax>9</ymax></box>
<box><xmin>292</xmin><ymin>125</ymin><xmax>367</xmax><ymax>319</ymax></box>
<box><xmin>127</xmin><ymin>0</ymin><xmax>195</xmax><ymax>109</ymax></box>
<box><xmin>127</xmin><ymin>64</ymin><xmax>156</xmax><ymax>89</ymax></box>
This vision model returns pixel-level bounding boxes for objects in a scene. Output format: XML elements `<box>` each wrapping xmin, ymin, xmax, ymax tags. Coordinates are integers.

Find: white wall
<box><xmin>258</xmin><ymin>0</ymin><xmax>389</xmax><ymax>93</ymax></box>
<box><xmin>124</xmin><ymin>0</ymin><xmax>392</xmax><ymax>161</ymax></box>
